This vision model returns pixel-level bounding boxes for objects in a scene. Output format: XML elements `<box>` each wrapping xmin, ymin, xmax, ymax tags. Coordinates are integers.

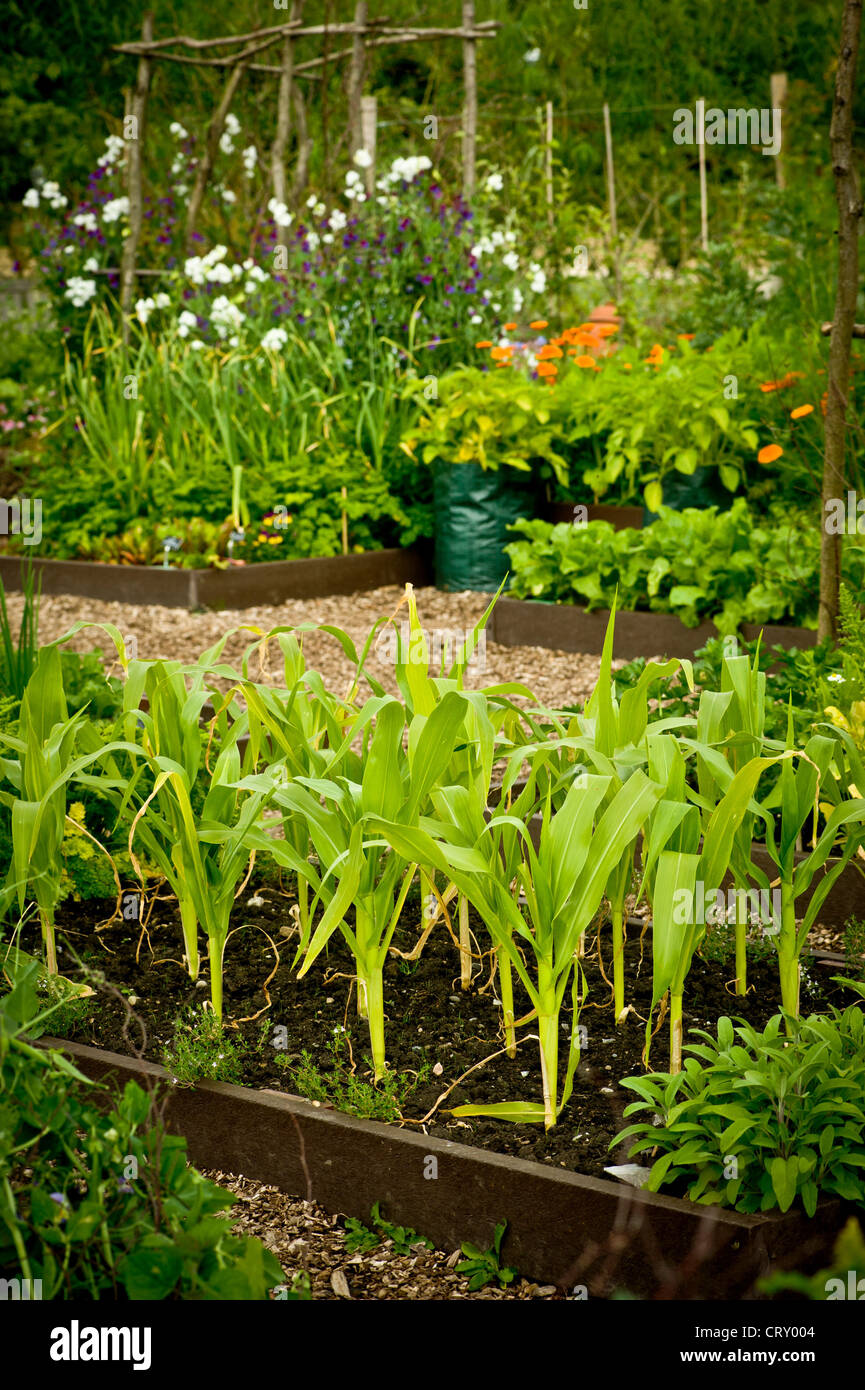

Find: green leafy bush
<box><xmin>0</xmin><ymin>957</ymin><xmax>284</xmax><ymax>1298</ymax></box>
<box><xmin>506</xmin><ymin>501</ymin><xmax>865</xmax><ymax>632</ymax></box>
<box><xmin>616</xmin><ymin>1008</ymin><xmax>865</xmax><ymax>1215</ymax></box>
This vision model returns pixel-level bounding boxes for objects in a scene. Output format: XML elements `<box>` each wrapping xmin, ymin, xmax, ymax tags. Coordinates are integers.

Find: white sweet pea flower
<box><xmin>485</xmin><ymin>172</ymin><xmax>504</xmax><ymax>193</ymax></box>
<box><xmin>102</xmin><ymin>196</ymin><xmax>129</xmax><ymax>223</ymax></box>
<box><xmin>219</xmin><ymin>132</ymin><xmax>235</xmax><ymax>155</ymax></box>
<box><xmin>22</xmin><ymin>188</ymin><xmax>40</xmax><ymax>208</ymax></box>
<box><xmin>261</xmin><ymin>327</ymin><xmax>288</xmax><ymax>351</ymax></box>
<box><xmin>211</xmin><ymin>295</ymin><xmax>245</xmax><ymax>337</ymax></box>
<box><xmin>353</xmin><ymin>148</ymin><xmax>373</xmax><ymax>168</ymax></box>
<box><xmin>97</xmin><ymin>136</ymin><xmax>126</xmax><ymax>168</ymax></box>
<box><xmin>73</xmin><ymin>213</ymin><xmax>98</xmax><ymax>232</ymax></box>
<box><xmin>329</xmin><ymin>209</ymin><xmax>347</xmax><ymax>232</ymax></box>
<box><xmin>242</xmin><ymin>146</ymin><xmax>257</xmax><ymax>176</ymax></box>
<box><xmin>267</xmin><ymin>197</ymin><xmax>293</xmax><ymax>228</ymax></box>
<box><xmin>502</xmin><ymin>251</ymin><xmax>520</xmax><ymax>272</ymax></box>
<box><xmin>224</xmin><ymin>113</ymin><xmax>241</xmax><ymax>137</ymax></box>
<box><xmin>221</xmin><ymin>189</ymin><xmax>237</xmax><ymax>204</ymax></box>
<box><xmin>153</xmin><ymin>293</ymin><xmax>171</xmax><ymax>308</ymax></box>
<box><xmin>169</xmin><ymin>122</ymin><xmax>189</xmax><ymax>140</ymax></box>
<box><xmin>190</xmin><ymin>339</ymin><xmax>206</xmax><ymax>350</ymax></box>
<box><xmin>524</xmin><ymin>47</ymin><xmax>541</xmax><ymax>63</ymax></box>
<box><xmin>135</xmin><ymin>297</ymin><xmax>155</xmax><ymax>324</ymax></box>
<box><xmin>177</xmin><ymin>309</ymin><xmax>198</xmax><ymax>338</ymax></box>
<box><xmin>83</xmin><ymin>256</ymin><xmax>99</xmax><ymax>272</ymax></box>
<box><xmin>345</xmin><ymin>169</ymin><xmax>361</xmax><ymax>187</ymax></box>
<box><xmin>65</xmin><ymin>277</ymin><xmax>97</xmax><ymax>307</ymax></box>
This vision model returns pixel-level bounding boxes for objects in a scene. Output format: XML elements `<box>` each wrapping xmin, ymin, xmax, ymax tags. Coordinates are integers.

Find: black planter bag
<box><xmin>433</xmin><ymin>461</ymin><xmax>538</xmax><ymax>592</ymax></box>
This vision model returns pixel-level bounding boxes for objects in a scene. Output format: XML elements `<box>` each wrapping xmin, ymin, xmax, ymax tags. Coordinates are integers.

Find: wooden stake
<box><xmin>697</xmin><ymin>96</ymin><xmax>709</xmax><ymax>251</ymax></box>
<box><xmin>545</xmin><ymin>100</ymin><xmax>554</xmax><ymax>227</ymax></box>
<box><xmin>341</xmin><ymin>485</ymin><xmax>348</xmax><ymax>554</ymax></box>
<box><xmin>185</xmin><ymin>59</ymin><xmax>249</xmax><ymax>250</ymax></box>
<box><xmin>602</xmin><ymin>102</ymin><xmax>620</xmax><ymax>297</ymax></box>
<box><xmin>270</xmin><ymin>1</ymin><xmax>303</xmax><ymax>234</ymax></box>
<box><xmin>346</xmin><ymin>0</ymin><xmax>367</xmax><ymax>156</ymax></box>
<box><xmin>461</xmin><ymin>1</ymin><xmax>477</xmax><ymax>200</ymax></box>
<box><xmin>820</xmin><ymin>0</ymin><xmax>863</xmax><ymax>642</ymax></box>
<box><xmin>120</xmin><ymin>13</ymin><xmax>153</xmax><ymax>343</ymax></box>
<box><xmin>360</xmin><ymin>94</ymin><xmax>377</xmax><ymax>194</ymax></box>
<box><xmin>770</xmin><ymin>71</ymin><xmax>788</xmax><ymax>189</ymax></box>
<box><xmin>291</xmin><ymin>80</ymin><xmax>312</xmax><ymax>202</ymax></box>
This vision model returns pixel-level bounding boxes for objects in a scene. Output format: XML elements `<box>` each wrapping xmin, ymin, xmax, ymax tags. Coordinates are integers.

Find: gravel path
<box><xmin>205</xmin><ymin>1169</ymin><xmax>559</xmax><ymax>1301</ymax></box>
<box><xmin>10</xmin><ymin>584</ymin><xmax>601</xmax><ymax>709</ymax></box>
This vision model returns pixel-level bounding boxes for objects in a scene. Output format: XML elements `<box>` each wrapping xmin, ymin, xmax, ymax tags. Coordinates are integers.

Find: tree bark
<box><xmin>820</xmin><ymin>0</ymin><xmax>863</xmax><ymax>642</ymax></box>
<box><xmin>462</xmin><ymin>1</ymin><xmax>477</xmax><ymax>200</ymax></box>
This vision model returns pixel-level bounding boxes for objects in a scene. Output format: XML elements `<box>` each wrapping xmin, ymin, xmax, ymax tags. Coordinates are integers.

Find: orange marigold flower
<box><xmin>677</xmin><ymin>333</ymin><xmax>695</xmax><ymax>340</ymax></box>
<box><xmin>490</xmin><ymin>346</ymin><xmax>513</xmax><ymax>361</ymax></box>
<box><xmin>574</xmin><ymin>355</ymin><xmax>596</xmax><ymax>368</ymax></box>
<box><xmin>504</xmin><ymin>322</ymin><xmax>518</xmax><ymax>331</ymax></box>
<box><xmin>759</xmin><ymin>371</ymin><xmax>805</xmax><ymax>393</ymax></box>
<box><xmin>757</xmin><ymin>444</ymin><xmax>783</xmax><ymax>464</ymax></box>
<box><xmin>529</xmin><ymin>319</ymin><xmax>548</xmax><ymax>329</ymax></box>
<box><xmin>537</xmin><ymin>344</ymin><xmax>563</xmax><ymax>360</ymax></box>
<box><xmin>623</xmin><ymin>362</ymin><xmax>633</xmax><ymax>371</ymax></box>
<box><xmin>536</xmin><ymin>361</ymin><xmax>558</xmax><ymax>376</ymax></box>
<box><xmin>594</xmin><ymin>323</ymin><xmax>619</xmax><ymax>338</ymax></box>
<box><xmin>475</xmin><ymin>340</ymin><xmax>493</xmax><ymax>349</ymax></box>
<box><xmin>790</xmin><ymin>404</ymin><xmax>814</xmax><ymax>419</ymax></box>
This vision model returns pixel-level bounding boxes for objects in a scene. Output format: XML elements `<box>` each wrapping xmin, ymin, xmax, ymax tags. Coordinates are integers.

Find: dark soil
<box><xmin>38</xmin><ymin>878</ymin><xmax>850</xmax><ymax>1183</ymax></box>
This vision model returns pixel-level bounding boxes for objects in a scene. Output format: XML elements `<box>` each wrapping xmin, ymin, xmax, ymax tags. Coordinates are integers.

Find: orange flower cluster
<box><xmin>475</xmin><ymin>318</ymin><xmax>619</xmax><ymax>383</ymax></box>
<box><xmin>759</xmin><ymin>371</ymin><xmax>805</xmax><ymax>393</ymax></box>
<box><xmin>644</xmin><ymin>343</ymin><xmax>664</xmax><ymax>368</ymax></box>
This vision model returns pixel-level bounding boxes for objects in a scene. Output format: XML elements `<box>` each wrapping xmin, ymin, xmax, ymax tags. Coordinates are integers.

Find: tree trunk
<box><xmin>346</xmin><ymin>0</ymin><xmax>367</xmax><ymax>157</ymax></box>
<box><xmin>820</xmin><ymin>0</ymin><xmax>863</xmax><ymax>642</ymax></box>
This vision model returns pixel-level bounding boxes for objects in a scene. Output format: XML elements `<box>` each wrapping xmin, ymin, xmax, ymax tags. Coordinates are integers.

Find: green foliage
<box><xmin>506</xmin><ymin>502</ymin><xmax>865</xmax><ymax>633</ymax></box>
<box><xmin>0</xmin><ymin>564</ymin><xmax>40</xmax><ymax>700</ymax></box>
<box><xmin>0</xmin><ymin>954</ymin><xmax>284</xmax><ymax>1299</ymax></box>
<box><xmin>162</xmin><ymin>1007</ymin><xmax>248</xmax><ymax>1087</ymax></box>
<box><xmin>456</xmin><ymin>1220</ymin><xmax>518</xmax><ymax>1291</ymax></box>
<box><xmin>283</xmin><ymin>1032</ymin><xmax>429</xmax><ymax>1123</ymax></box>
<box><xmin>760</xmin><ymin>1217</ymin><xmax>865</xmax><ymax>1301</ymax></box>
<box><xmin>343</xmin><ymin>1202</ymin><xmax>433</xmax><ymax>1257</ymax></box>
<box><xmin>617</xmin><ymin>1008</ymin><xmax>865</xmax><ymax>1215</ymax></box>
<box><xmin>405</xmin><ymin>367</ymin><xmax>569</xmax><ymax>484</ymax></box>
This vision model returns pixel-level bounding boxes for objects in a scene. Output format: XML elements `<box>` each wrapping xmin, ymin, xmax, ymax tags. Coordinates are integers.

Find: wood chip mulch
<box><xmin>203</xmin><ymin>1170</ymin><xmax>559</xmax><ymax>1301</ymax></box>
<box><xmin>7</xmin><ymin>584</ymin><xmax>601</xmax><ymax>710</ymax></box>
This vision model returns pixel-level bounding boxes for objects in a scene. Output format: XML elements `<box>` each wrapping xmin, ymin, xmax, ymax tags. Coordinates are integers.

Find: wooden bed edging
<box><xmin>489</xmin><ymin>597</ymin><xmax>817</xmax><ymax>661</ymax></box>
<box><xmin>0</xmin><ymin>547</ymin><xmax>432</xmax><ymax>611</ymax></box>
<box><xmin>42</xmin><ymin>1037</ymin><xmax>847</xmax><ymax>1300</ymax></box>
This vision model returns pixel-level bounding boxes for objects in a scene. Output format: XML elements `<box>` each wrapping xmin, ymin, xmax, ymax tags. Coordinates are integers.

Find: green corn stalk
<box><xmin>0</xmin><ymin>647</ymin><xmax>141</xmax><ymax>973</ymax></box>
<box><xmin>751</xmin><ymin>712</ymin><xmax>865</xmax><ymax>1026</ymax></box>
<box><xmin>372</xmin><ymin>766</ymin><xmax>663</xmax><ymax>1128</ymax></box>
<box><xmin>249</xmin><ymin>689</ymin><xmax>473</xmax><ymax>1080</ymax></box>
<box><xmin>565</xmin><ymin>604</ymin><xmax>695</xmax><ymax>1023</ymax></box>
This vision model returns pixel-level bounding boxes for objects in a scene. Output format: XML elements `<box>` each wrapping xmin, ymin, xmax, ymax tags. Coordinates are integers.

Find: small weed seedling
<box><xmin>343</xmin><ymin>1201</ymin><xmax>433</xmax><ymax>1256</ymax></box>
<box><xmin>456</xmin><ymin>1220</ymin><xmax>518</xmax><ymax>1291</ymax></box>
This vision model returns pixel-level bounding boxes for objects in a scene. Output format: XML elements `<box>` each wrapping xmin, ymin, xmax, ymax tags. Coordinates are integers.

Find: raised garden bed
<box><xmin>43</xmin><ymin>1035</ymin><xmax>847</xmax><ymax>1299</ymax></box>
<box><xmin>544</xmin><ymin>503</ymin><xmax>645</xmax><ymax>530</ymax></box>
<box><xmin>0</xmin><ymin>546</ymin><xmax>432</xmax><ymax>611</ymax></box>
<box><xmin>489</xmin><ymin>597</ymin><xmax>818</xmax><ymax>662</ymax></box>
<box><xmin>34</xmin><ymin>883</ymin><xmax>860</xmax><ymax>1299</ymax></box>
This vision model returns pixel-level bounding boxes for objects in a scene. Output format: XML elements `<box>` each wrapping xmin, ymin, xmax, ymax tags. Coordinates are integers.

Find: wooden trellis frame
<box><xmin>113</xmin><ymin>3</ymin><xmax>500</xmax><ymax>272</ymax></box>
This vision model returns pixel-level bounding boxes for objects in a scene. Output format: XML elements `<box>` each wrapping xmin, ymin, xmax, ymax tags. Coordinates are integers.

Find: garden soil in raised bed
<box><xmin>41</xmin><ymin>880</ymin><xmax>854</xmax><ymax>1188</ymax></box>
